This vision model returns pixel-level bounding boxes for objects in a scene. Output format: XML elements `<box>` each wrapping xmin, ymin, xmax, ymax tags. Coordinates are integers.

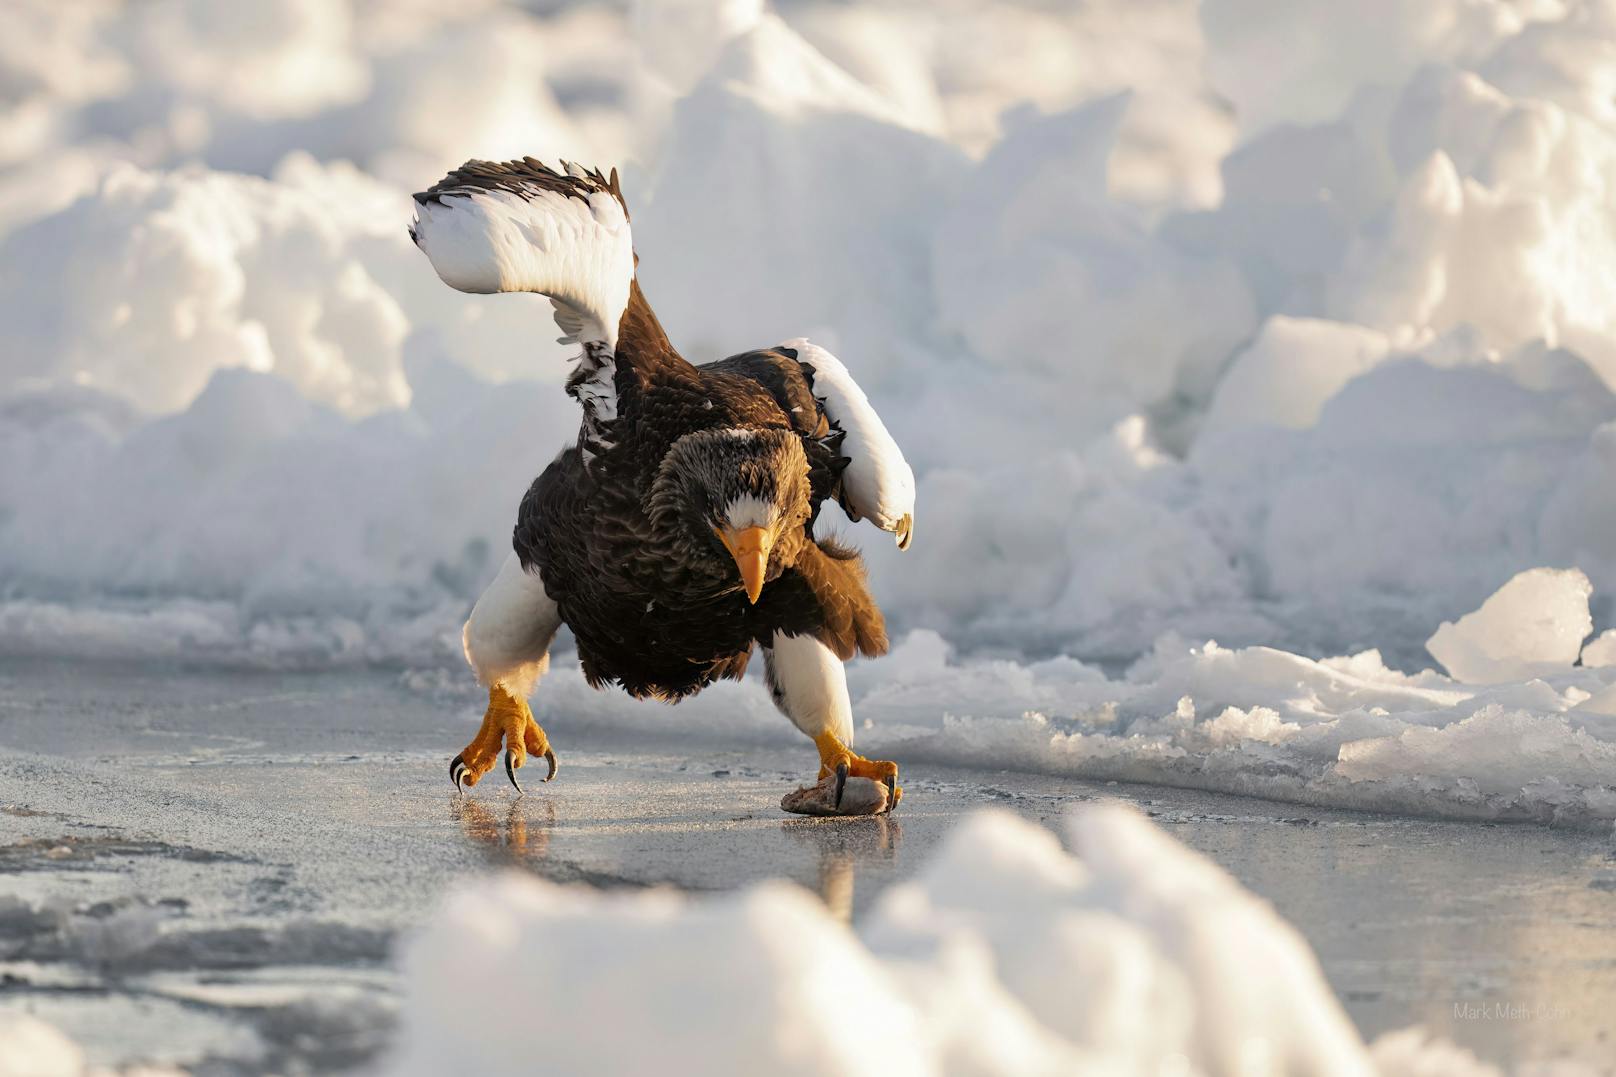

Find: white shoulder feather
<box><xmin>782</xmin><ymin>338</ymin><xmax>916</xmax><ymax>549</ymax></box>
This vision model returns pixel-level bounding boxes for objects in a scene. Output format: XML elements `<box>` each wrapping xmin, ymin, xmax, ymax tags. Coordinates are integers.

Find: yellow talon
<box><xmin>450</xmin><ymin>685</ymin><xmax>557</xmax><ymax>793</ymax></box>
<box><xmin>812</xmin><ymin>731</ymin><xmax>901</xmax><ymax>811</ymax></box>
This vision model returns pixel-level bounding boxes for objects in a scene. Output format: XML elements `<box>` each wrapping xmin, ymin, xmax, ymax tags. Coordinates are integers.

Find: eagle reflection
<box><xmin>455</xmin><ymin>796</ymin><xmax>555</xmax><ymax>862</ymax></box>
<box><xmin>785</xmin><ymin>816</ymin><xmax>901</xmax><ymax>923</ymax></box>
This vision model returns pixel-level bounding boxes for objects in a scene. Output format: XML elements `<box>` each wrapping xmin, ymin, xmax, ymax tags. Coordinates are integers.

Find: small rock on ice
<box><xmin>780</xmin><ymin>773</ymin><xmax>891</xmax><ymax>816</ymax></box>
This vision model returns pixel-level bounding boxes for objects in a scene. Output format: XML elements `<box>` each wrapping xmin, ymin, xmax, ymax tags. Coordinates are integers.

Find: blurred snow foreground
<box><xmin>0</xmin><ymin>1012</ymin><xmax>180</xmax><ymax>1077</ymax></box>
<box><xmin>6</xmin><ymin>1</ymin><xmax>1616</xmax><ymax>821</ymax></box>
<box><xmin>388</xmin><ymin>805</ymin><xmax>1510</xmax><ymax>1077</ymax></box>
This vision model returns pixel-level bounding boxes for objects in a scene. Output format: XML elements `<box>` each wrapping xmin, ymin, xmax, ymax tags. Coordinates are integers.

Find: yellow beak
<box><xmin>717</xmin><ymin>525</ymin><xmax>770</xmax><ymax>604</ymax></box>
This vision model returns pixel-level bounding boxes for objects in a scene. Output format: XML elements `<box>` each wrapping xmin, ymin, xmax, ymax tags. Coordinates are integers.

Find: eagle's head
<box><xmin>650</xmin><ymin>427</ymin><xmax>812</xmax><ymax>603</ymax></box>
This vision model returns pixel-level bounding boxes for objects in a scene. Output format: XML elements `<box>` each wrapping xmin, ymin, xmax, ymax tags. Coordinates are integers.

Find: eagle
<box><xmin>410</xmin><ymin>158</ymin><xmax>916</xmax><ymax>812</ymax></box>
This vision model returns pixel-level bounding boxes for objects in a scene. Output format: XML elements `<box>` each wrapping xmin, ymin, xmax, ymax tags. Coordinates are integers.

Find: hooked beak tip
<box><xmin>718</xmin><ymin>525</ymin><xmax>770</xmax><ymax>605</ymax></box>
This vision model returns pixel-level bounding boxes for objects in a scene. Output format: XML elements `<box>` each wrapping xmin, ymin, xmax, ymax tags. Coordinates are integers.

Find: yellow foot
<box><xmin>813</xmin><ymin>732</ymin><xmax>902</xmax><ymax>813</ymax></box>
<box><xmin>450</xmin><ymin>685</ymin><xmax>557</xmax><ymax>794</ymax></box>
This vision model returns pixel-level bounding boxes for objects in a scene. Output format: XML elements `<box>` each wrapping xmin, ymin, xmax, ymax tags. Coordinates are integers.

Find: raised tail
<box><xmin>411</xmin><ymin>158</ymin><xmax>639</xmax><ymax>450</ymax></box>
<box><xmin>410</xmin><ymin>158</ymin><xmax>635</xmax><ymax>351</ymax></box>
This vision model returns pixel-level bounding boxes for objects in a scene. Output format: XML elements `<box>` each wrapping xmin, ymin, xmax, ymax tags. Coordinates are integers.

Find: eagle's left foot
<box><xmin>813</xmin><ymin>732</ymin><xmax>901</xmax><ymax>813</ymax></box>
<box><xmin>451</xmin><ymin>685</ymin><xmax>558</xmax><ymax>794</ymax></box>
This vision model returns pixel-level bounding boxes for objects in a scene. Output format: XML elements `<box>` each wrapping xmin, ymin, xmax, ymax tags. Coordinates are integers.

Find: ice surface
<box><xmin>390</xmin><ymin>804</ymin><xmax>1534</xmax><ymax>1076</ymax></box>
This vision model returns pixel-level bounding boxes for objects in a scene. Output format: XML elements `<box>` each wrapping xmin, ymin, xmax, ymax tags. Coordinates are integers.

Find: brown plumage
<box><xmin>413</xmin><ymin>156</ymin><xmax>916</xmax><ymax>806</ymax></box>
<box><xmin>511</xmin><ymin>282</ymin><xmax>888</xmax><ymax>701</ymax></box>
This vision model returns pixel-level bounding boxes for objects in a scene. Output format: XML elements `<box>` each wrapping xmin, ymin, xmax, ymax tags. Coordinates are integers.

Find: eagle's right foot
<box><xmin>451</xmin><ymin>685</ymin><xmax>558</xmax><ymax>794</ymax></box>
<box><xmin>813</xmin><ymin>732</ymin><xmax>901</xmax><ymax>812</ymax></box>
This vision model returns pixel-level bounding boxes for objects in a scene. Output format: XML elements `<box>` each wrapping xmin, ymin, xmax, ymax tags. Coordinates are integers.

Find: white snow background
<box><xmin>6</xmin><ymin>0</ymin><xmax>1616</xmax><ymax>1073</ymax></box>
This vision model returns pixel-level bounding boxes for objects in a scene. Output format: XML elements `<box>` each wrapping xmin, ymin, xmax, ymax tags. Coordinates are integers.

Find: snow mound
<box><xmin>635</xmin><ymin>12</ymin><xmax>965</xmax><ymax>374</ymax></box>
<box><xmin>1200</xmin><ymin>316</ymin><xmax>1391</xmax><ymax>435</ymax></box>
<box><xmin>0</xmin><ymin>159</ymin><xmax>410</xmax><ymax>416</ymax></box>
<box><xmin>391</xmin><ymin>805</ymin><xmax>1505</xmax><ymax>1076</ymax></box>
<box><xmin>850</xmin><ymin>623</ymin><xmax>1616</xmax><ymax>829</ymax></box>
<box><xmin>1427</xmin><ymin>568</ymin><xmax>1593</xmax><ymax>683</ymax></box>
<box><xmin>932</xmin><ymin>95</ymin><xmax>1254</xmax><ymax>431</ymax></box>
<box><xmin>1201</xmin><ymin>0</ymin><xmax>1528</xmax><ymax>136</ymax></box>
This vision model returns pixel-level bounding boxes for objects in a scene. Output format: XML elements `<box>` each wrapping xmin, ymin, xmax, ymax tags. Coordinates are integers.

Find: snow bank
<box><xmin>391</xmin><ymin>805</ymin><xmax>1511</xmax><ymax>1076</ymax></box>
<box><xmin>0</xmin><ymin>160</ymin><xmax>411</xmax><ymax>415</ymax></box>
<box><xmin>635</xmin><ymin>12</ymin><xmax>966</xmax><ymax>373</ymax></box>
<box><xmin>931</xmin><ymin>95</ymin><xmax>1255</xmax><ymax>430</ymax></box>
<box><xmin>845</xmin><ymin>586</ymin><xmax>1616</xmax><ymax>829</ymax></box>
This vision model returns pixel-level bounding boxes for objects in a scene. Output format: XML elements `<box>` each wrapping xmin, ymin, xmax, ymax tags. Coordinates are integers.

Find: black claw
<box><xmin>505</xmin><ymin>750</ymin><xmax>524</xmax><ymax>794</ymax></box>
<box><xmin>884</xmin><ymin>774</ymin><xmax>898</xmax><ymax>814</ymax></box>
<box><xmin>543</xmin><ymin>748</ymin><xmax>559</xmax><ymax>782</ymax></box>
<box><xmin>833</xmin><ymin>762</ymin><xmax>848</xmax><ymax>809</ymax></box>
<box><xmin>450</xmin><ymin>754</ymin><xmax>467</xmax><ymax>793</ymax></box>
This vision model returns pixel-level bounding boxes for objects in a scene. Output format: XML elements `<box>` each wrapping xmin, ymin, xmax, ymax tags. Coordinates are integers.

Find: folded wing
<box><xmin>781</xmin><ymin>339</ymin><xmax>916</xmax><ymax>549</ymax></box>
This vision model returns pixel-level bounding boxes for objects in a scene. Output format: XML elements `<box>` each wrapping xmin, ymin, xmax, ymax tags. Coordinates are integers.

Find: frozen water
<box><xmin>0</xmin><ymin>1012</ymin><xmax>183</xmax><ymax>1076</ymax></box>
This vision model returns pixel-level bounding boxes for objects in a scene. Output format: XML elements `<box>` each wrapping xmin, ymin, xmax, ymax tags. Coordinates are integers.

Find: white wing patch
<box><xmin>782</xmin><ymin>338</ymin><xmax>916</xmax><ymax>549</ymax></box>
<box><xmin>412</xmin><ymin>185</ymin><xmax>633</xmax><ymax>350</ymax></box>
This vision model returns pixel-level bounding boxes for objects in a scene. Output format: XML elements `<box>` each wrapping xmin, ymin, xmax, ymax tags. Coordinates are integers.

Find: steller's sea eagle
<box><xmin>410</xmin><ymin>158</ymin><xmax>915</xmax><ymax>812</ymax></box>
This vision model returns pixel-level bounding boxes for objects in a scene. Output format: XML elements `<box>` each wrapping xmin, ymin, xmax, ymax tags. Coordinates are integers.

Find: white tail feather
<box><xmin>411</xmin><ymin>164</ymin><xmax>634</xmax><ymax>350</ymax></box>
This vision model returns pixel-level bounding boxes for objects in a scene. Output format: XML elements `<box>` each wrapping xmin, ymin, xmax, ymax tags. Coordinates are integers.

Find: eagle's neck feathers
<box><xmin>570</xmin><ymin>278</ymin><xmax>692</xmax><ymax>462</ymax></box>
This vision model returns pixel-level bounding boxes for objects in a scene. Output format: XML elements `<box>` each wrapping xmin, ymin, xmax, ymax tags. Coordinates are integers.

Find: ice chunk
<box><xmin>1426</xmin><ymin>568</ymin><xmax>1593</xmax><ymax>683</ymax></box>
<box><xmin>1581</xmin><ymin>629</ymin><xmax>1616</xmax><ymax>669</ymax></box>
<box><xmin>633</xmin><ymin>13</ymin><xmax>963</xmax><ymax>375</ymax></box>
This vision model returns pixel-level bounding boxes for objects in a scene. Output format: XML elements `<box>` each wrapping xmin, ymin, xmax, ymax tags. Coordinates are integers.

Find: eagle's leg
<box><xmin>450</xmin><ymin>684</ymin><xmax>557</xmax><ymax>793</ymax></box>
<box><xmin>764</xmin><ymin>631</ymin><xmax>902</xmax><ymax>812</ymax></box>
<box><xmin>455</xmin><ymin>552</ymin><xmax>564</xmax><ymax>794</ymax></box>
